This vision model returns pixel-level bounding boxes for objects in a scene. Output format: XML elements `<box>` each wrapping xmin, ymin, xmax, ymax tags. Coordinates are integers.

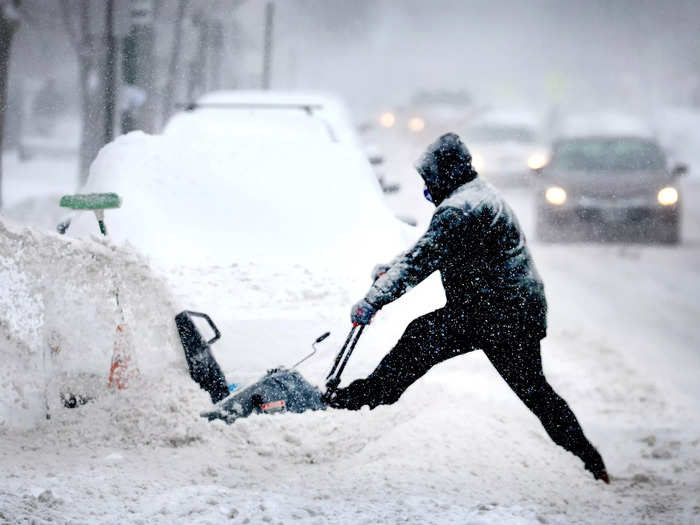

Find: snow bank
<box><xmin>70</xmin><ymin>129</ymin><xmax>410</xmax><ymax>270</ymax></box>
<box><xmin>0</xmin><ymin>216</ymin><xmax>182</xmax><ymax>429</ymax></box>
<box><xmin>1</xmin><ymin>184</ymin><xmax>699</xmax><ymax>522</ymax></box>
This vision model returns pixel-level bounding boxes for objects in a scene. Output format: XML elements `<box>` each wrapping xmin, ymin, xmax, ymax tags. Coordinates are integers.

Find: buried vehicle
<box><xmin>533</xmin><ymin>135</ymin><xmax>687</xmax><ymax>243</ymax></box>
<box><xmin>175</xmin><ymin>311</ymin><xmax>363</xmax><ymax>423</ymax></box>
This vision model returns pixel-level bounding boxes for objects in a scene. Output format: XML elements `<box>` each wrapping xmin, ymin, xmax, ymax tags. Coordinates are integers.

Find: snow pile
<box><xmin>69</xmin><ymin>129</ymin><xmax>410</xmax><ymax>270</ymax></box>
<box><xmin>0</xmin><ymin>216</ymin><xmax>183</xmax><ymax>429</ymax></box>
<box><xmin>1</xmin><ymin>184</ymin><xmax>699</xmax><ymax>521</ymax></box>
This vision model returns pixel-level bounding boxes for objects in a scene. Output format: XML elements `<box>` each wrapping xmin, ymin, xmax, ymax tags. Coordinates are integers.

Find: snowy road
<box><xmin>507</xmin><ymin>180</ymin><xmax>700</xmax><ymax>403</ymax></box>
<box><xmin>1</xmin><ymin>158</ymin><xmax>699</xmax><ymax>523</ymax></box>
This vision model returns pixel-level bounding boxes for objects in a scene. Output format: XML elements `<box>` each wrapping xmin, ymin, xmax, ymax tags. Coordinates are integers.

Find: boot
<box><xmin>583</xmin><ymin>450</ymin><xmax>610</xmax><ymax>484</ymax></box>
<box><xmin>323</xmin><ymin>379</ymin><xmax>372</xmax><ymax>410</ymax></box>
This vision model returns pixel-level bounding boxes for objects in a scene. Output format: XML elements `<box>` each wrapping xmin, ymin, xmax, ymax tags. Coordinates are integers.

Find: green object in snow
<box><xmin>59</xmin><ymin>193</ymin><xmax>122</xmax><ymax>236</ymax></box>
<box><xmin>60</xmin><ymin>193</ymin><xmax>122</xmax><ymax>210</ymax></box>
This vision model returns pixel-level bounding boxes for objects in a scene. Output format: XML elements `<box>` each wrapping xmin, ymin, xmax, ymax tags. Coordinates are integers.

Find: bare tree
<box><xmin>121</xmin><ymin>0</ymin><xmax>156</xmax><ymax>134</ymax></box>
<box><xmin>186</xmin><ymin>9</ymin><xmax>208</xmax><ymax>102</ymax></box>
<box><xmin>160</xmin><ymin>0</ymin><xmax>187</xmax><ymax>125</ymax></box>
<box><xmin>0</xmin><ymin>0</ymin><xmax>21</xmax><ymax>208</ymax></box>
<box><xmin>60</xmin><ymin>0</ymin><xmax>111</xmax><ymax>184</ymax></box>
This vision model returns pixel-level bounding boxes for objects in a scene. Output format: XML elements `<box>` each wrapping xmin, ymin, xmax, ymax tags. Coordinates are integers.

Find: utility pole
<box><xmin>104</xmin><ymin>0</ymin><xmax>117</xmax><ymax>145</ymax></box>
<box><xmin>262</xmin><ymin>2</ymin><xmax>274</xmax><ymax>90</ymax></box>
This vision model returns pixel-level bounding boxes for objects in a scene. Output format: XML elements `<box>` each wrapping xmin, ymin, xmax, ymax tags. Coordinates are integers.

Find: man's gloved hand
<box><xmin>350</xmin><ymin>298</ymin><xmax>377</xmax><ymax>325</ymax></box>
<box><xmin>371</xmin><ymin>263</ymin><xmax>390</xmax><ymax>282</ymax></box>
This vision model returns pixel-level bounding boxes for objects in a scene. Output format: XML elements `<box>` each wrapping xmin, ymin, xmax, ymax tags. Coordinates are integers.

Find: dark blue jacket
<box><xmin>366</xmin><ymin>133</ymin><xmax>547</xmax><ymax>340</ymax></box>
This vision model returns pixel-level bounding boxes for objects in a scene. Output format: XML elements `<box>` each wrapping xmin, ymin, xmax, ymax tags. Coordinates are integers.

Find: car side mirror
<box><xmin>368</xmin><ymin>153</ymin><xmax>384</xmax><ymax>166</ymax></box>
<box><xmin>396</xmin><ymin>214</ymin><xmax>417</xmax><ymax>227</ymax></box>
<box><xmin>671</xmin><ymin>163</ymin><xmax>688</xmax><ymax>177</ymax></box>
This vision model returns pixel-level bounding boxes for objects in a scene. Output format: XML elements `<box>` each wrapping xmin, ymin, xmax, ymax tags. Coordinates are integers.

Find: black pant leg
<box><xmin>329</xmin><ymin>308</ymin><xmax>474</xmax><ymax>410</ymax></box>
<box><xmin>484</xmin><ymin>340</ymin><xmax>607</xmax><ymax>478</ymax></box>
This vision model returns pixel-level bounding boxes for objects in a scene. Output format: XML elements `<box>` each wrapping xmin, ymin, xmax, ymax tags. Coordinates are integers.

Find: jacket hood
<box><xmin>415</xmin><ymin>133</ymin><xmax>477</xmax><ymax>205</ymax></box>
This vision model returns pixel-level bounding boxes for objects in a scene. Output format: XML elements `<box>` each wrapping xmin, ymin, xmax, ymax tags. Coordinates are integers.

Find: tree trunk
<box><xmin>103</xmin><ymin>0</ymin><xmax>116</xmax><ymax>144</ymax></box>
<box><xmin>161</xmin><ymin>0</ymin><xmax>187</xmax><ymax>125</ymax></box>
<box><xmin>0</xmin><ymin>0</ymin><xmax>21</xmax><ymax>209</ymax></box>
<box><xmin>76</xmin><ymin>0</ymin><xmax>108</xmax><ymax>186</ymax></box>
<box><xmin>187</xmin><ymin>11</ymin><xmax>208</xmax><ymax>102</ymax></box>
<box><xmin>121</xmin><ymin>0</ymin><xmax>156</xmax><ymax>134</ymax></box>
<box><xmin>262</xmin><ymin>2</ymin><xmax>274</xmax><ymax>90</ymax></box>
<box><xmin>209</xmin><ymin>20</ymin><xmax>223</xmax><ymax>91</ymax></box>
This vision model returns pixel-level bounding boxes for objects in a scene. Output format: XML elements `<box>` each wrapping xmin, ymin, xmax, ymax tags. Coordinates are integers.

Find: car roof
<box><xmin>172</xmin><ymin>90</ymin><xmax>361</xmax><ymax>147</ymax></box>
<box><xmin>469</xmin><ymin>108</ymin><xmax>542</xmax><ymax>130</ymax></box>
<box><xmin>553</xmin><ymin>135</ymin><xmax>662</xmax><ymax>147</ymax></box>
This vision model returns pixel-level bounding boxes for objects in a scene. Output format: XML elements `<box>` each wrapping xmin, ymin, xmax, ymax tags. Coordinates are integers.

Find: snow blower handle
<box><xmin>183</xmin><ymin>311</ymin><xmax>221</xmax><ymax>345</ymax></box>
<box><xmin>58</xmin><ymin>193</ymin><xmax>122</xmax><ymax>236</ymax></box>
<box><xmin>325</xmin><ymin>324</ymin><xmax>365</xmax><ymax>391</ymax></box>
<box><xmin>291</xmin><ymin>331</ymin><xmax>331</xmax><ymax>369</ymax></box>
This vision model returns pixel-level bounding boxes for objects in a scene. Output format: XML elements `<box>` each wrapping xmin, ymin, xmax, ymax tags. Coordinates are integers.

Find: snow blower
<box><xmin>175</xmin><ymin>310</ymin><xmax>365</xmax><ymax>423</ymax></box>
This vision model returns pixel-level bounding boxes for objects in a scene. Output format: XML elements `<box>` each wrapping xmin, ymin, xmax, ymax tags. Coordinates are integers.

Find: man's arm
<box><xmin>365</xmin><ymin>206</ymin><xmax>466</xmax><ymax>309</ymax></box>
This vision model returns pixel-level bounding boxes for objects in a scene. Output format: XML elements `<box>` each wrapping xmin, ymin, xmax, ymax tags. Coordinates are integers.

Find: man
<box><xmin>326</xmin><ymin>133</ymin><xmax>609</xmax><ymax>483</ymax></box>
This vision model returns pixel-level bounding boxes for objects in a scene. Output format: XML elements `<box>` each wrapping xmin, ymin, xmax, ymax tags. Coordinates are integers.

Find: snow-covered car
<box><xmin>174</xmin><ymin>90</ymin><xmax>363</xmax><ymax>148</ymax></box>
<box><xmin>363</xmin><ymin>143</ymin><xmax>400</xmax><ymax>194</ymax></box>
<box><xmin>463</xmin><ymin>109</ymin><xmax>547</xmax><ymax>187</ymax></box>
<box><xmin>70</xmin><ymin>90</ymin><xmax>412</xmax><ymax>272</ymax></box>
<box><xmin>179</xmin><ymin>91</ymin><xmax>406</xmax><ymax>195</ymax></box>
<box><xmin>534</xmin><ymin>135</ymin><xmax>687</xmax><ymax>243</ymax></box>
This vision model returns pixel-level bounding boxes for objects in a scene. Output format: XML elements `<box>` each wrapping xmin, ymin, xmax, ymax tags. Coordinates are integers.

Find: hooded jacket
<box><xmin>365</xmin><ymin>133</ymin><xmax>547</xmax><ymax>339</ymax></box>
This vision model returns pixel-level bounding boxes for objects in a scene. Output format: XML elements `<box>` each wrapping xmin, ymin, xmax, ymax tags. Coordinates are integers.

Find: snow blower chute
<box><xmin>175</xmin><ymin>311</ymin><xmax>364</xmax><ymax>423</ymax></box>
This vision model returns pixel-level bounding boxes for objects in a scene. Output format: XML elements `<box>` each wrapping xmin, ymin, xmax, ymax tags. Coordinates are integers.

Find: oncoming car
<box><xmin>464</xmin><ymin>110</ymin><xmax>547</xmax><ymax>187</ymax></box>
<box><xmin>376</xmin><ymin>90</ymin><xmax>474</xmax><ymax>139</ymax></box>
<box><xmin>534</xmin><ymin>135</ymin><xmax>687</xmax><ymax>243</ymax></box>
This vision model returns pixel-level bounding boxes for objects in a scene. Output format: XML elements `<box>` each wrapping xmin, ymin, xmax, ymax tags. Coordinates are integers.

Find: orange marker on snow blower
<box><xmin>108</xmin><ymin>323</ymin><xmax>138</xmax><ymax>390</ymax></box>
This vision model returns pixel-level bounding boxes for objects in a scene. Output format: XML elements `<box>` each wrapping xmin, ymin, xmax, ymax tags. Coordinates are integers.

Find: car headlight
<box><xmin>407</xmin><ymin>116</ymin><xmax>425</xmax><ymax>132</ymax></box>
<box><xmin>657</xmin><ymin>186</ymin><xmax>678</xmax><ymax>206</ymax></box>
<box><xmin>379</xmin><ymin>112</ymin><xmax>395</xmax><ymax>128</ymax></box>
<box><xmin>545</xmin><ymin>186</ymin><xmax>567</xmax><ymax>205</ymax></box>
<box><xmin>527</xmin><ymin>151</ymin><xmax>548</xmax><ymax>170</ymax></box>
<box><xmin>471</xmin><ymin>151</ymin><xmax>485</xmax><ymax>172</ymax></box>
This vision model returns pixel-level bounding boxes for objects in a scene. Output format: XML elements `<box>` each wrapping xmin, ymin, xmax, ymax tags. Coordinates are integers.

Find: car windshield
<box><xmin>468</xmin><ymin>125</ymin><xmax>536</xmax><ymax>143</ymax></box>
<box><xmin>410</xmin><ymin>90</ymin><xmax>472</xmax><ymax>107</ymax></box>
<box><xmin>552</xmin><ymin>137</ymin><xmax>666</xmax><ymax>171</ymax></box>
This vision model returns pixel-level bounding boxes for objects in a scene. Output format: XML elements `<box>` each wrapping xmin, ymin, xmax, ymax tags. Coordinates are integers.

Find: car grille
<box><xmin>578</xmin><ymin>195</ymin><xmax>651</xmax><ymax>208</ymax></box>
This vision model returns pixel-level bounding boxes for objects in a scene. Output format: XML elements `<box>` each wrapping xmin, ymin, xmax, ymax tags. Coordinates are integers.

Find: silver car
<box><xmin>534</xmin><ymin>136</ymin><xmax>687</xmax><ymax>243</ymax></box>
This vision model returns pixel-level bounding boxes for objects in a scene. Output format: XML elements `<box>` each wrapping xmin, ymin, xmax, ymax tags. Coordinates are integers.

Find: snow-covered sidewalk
<box><xmin>2</xmin><ymin>230</ymin><xmax>699</xmax><ymax>523</ymax></box>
